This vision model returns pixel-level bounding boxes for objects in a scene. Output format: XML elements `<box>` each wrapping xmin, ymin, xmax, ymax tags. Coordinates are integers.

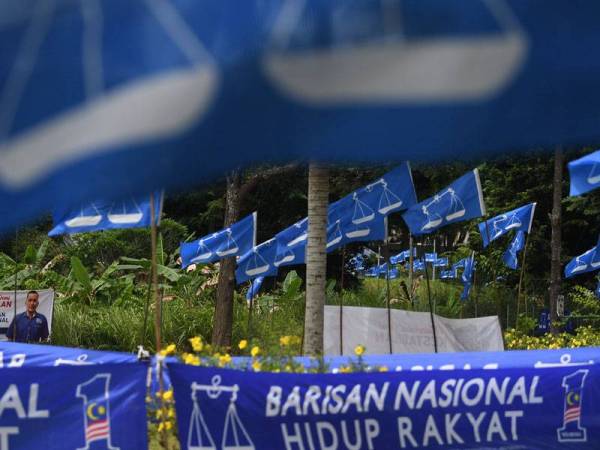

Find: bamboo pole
<box><xmin>408</xmin><ymin>233</ymin><xmax>414</xmax><ymax>307</ymax></box>
<box><xmin>423</xmin><ymin>262</ymin><xmax>438</xmax><ymax>353</ymax></box>
<box><xmin>339</xmin><ymin>246</ymin><xmax>345</xmax><ymax>355</ymax></box>
<box><xmin>12</xmin><ymin>227</ymin><xmax>18</xmax><ymax>342</ymax></box>
<box><xmin>516</xmin><ymin>232</ymin><xmax>531</xmax><ymax>320</ymax></box>
<box><xmin>384</xmin><ymin>244</ymin><xmax>393</xmax><ymax>354</ymax></box>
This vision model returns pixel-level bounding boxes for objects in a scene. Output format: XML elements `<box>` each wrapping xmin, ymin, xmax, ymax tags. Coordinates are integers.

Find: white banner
<box><xmin>0</xmin><ymin>290</ymin><xmax>55</xmax><ymax>341</ymax></box>
<box><xmin>325</xmin><ymin>305</ymin><xmax>503</xmax><ymax>355</ymax></box>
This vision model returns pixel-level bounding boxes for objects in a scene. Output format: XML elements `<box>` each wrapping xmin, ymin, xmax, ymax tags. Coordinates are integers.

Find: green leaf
<box><xmin>282</xmin><ymin>271</ymin><xmax>302</xmax><ymax>298</ymax></box>
<box><xmin>35</xmin><ymin>239</ymin><xmax>49</xmax><ymax>266</ymax></box>
<box><xmin>157</xmin><ymin>233</ymin><xmax>165</xmax><ymax>267</ymax></box>
<box><xmin>157</xmin><ymin>264</ymin><xmax>181</xmax><ymax>282</ymax></box>
<box><xmin>70</xmin><ymin>256</ymin><xmax>92</xmax><ymax>292</ymax></box>
<box><xmin>23</xmin><ymin>245</ymin><xmax>36</xmax><ymax>265</ymax></box>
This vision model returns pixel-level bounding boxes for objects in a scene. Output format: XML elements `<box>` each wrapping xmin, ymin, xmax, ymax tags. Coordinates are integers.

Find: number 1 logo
<box><xmin>76</xmin><ymin>374</ymin><xmax>120</xmax><ymax>450</ymax></box>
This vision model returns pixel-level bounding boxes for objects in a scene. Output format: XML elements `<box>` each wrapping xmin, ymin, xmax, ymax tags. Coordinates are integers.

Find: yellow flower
<box><xmin>354</xmin><ymin>345</ymin><xmax>365</xmax><ymax>357</ymax></box>
<box><xmin>250</xmin><ymin>346</ymin><xmax>260</xmax><ymax>357</ymax></box>
<box><xmin>279</xmin><ymin>336</ymin><xmax>291</xmax><ymax>346</ymax></box>
<box><xmin>238</xmin><ymin>339</ymin><xmax>248</xmax><ymax>350</ymax></box>
<box><xmin>165</xmin><ymin>421</ymin><xmax>173</xmax><ymax>430</ymax></box>
<box><xmin>252</xmin><ymin>360</ymin><xmax>262</xmax><ymax>371</ymax></box>
<box><xmin>168</xmin><ymin>408</ymin><xmax>175</xmax><ymax>418</ymax></box>
<box><xmin>155</xmin><ymin>409</ymin><xmax>163</xmax><ymax>419</ymax></box>
<box><xmin>162</xmin><ymin>390</ymin><xmax>173</xmax><ymax>401</ymax></box>
<box><xmin>339</xmin><ymin>366</ymin><xmax>352</xmax><ymax>373</ymax></box>
<box><xmin>161</xmin><ymin>344</ymin><xmax>176</xmax><ymax>356</ymax></box>
<box><xmin>378</xmin><ymin>366</ymin><xmax>389</xmax><ymax>372</ymax></box>
<box><xmin>218</xmin><ymin>354</ymin><xmax>232</xmax><ymax>366</ymax></box>
<box><xmin>189</xmin><ymin>336</ymin><xmax>203</xmax><ymax>352</ymax></box>
<box><xmin>157</xmin><ymin>422</ymin><xmax>165</xmax><ymax>432</ymax></box>
<box><xmin>184</xmin><ymin>353</ymin><xmax>200</xmax><ymax>366</ymax></box>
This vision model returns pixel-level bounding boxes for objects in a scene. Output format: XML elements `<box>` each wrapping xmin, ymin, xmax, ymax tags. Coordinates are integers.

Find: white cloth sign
<box><xmin>325</xmin><ymin>305</ymin><xmax>503</xmax><ymax>355</ymax></box>
<box><xmin>0</xmin><ymin>290</ymin><xmax>55</xmax><ymax>341</ymax></box>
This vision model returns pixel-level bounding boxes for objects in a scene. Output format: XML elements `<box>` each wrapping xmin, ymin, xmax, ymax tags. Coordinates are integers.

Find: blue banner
<box><xmin>180</xmin><ymin>212</ymin><xmax>257</xmax><ymax>268</ymax></box>
<box><xmin>3</xmin><ymin>2</ymin><xmax>600</xmax><ymax>234</ymax></box>
<box><xmin>236</xmin><ymin>238</ymin><xmax>278</xmax><ymax>284</ymax></box>
<box><xmin>48</xmin><ymin>191</ymin><xmax>163</xmax><ymax>236</ymax></box>
<box><xmin>246</xmin><ymin>276</ymin><xmax>265</xmax><ymax>301</ymax></box>
<box><xmin>433</xmin><ymin>257</ymin><xmax>449</xmax><ymax>268</ymax></box>
<box><xmin>569</xmin><ymin>150</ymin><xmax>600</xmax><ymax>196</ymax></box>
<box><xmin>403</xmin><ymin>170</ymin><xmax>486</xmax><ymax>235</ymax></box>
<box><xmin>0</xmin><ymin>364</ymin><xmax>147</xmax><ymax>450</ymax></box>
<box><xmin>169</xmin><ymin>348</ymin><xmax>600</xmax><ymax>450</ymax></box>
<box><xmin>565</xmin><ymin>238</ymin><xmax>600</xmax><ymax>278</ymax></box>
<box><xmin>503</xmin><ymin>230</ymin><xmax>526</xmax><ymax>270</ymax></box>
<box><xmin>0</xmin><ymin>341</ymin><xmax>139</xmax><ymax>368</ymax></box>
<box><xmin>479</xmin><ymin>203</ymin><xmax>536</xmax><ymax>247</ymax></box>
<box><xmin>461</xmin><ymin>253</ymin><xmax>476</xmax><ymax>300</ymax></box>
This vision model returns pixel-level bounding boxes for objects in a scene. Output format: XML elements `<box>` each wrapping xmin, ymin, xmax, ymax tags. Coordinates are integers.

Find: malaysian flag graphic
<box><xmin>564</xmin><ymin>393</ymin><xmax>582</xmax><ymax>424</ymax></box>
<box><xmin>76</xmin><ymin>374</ymin><xmax>119</xmax><ymax>450</ymax></box>
<box><xmin>86</xmin><ymin>402</ymin><xmax>109</xmax><ymax>443</ymax></box>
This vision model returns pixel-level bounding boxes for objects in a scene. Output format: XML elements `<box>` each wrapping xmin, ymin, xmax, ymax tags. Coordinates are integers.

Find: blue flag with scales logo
<box><xmin>461</xmin><ymin>252</ymin><xmax>476</xmax><ymax>300</ymax></box>
<box><xmin>503</xmin><ymin>230</ymin><xmax>526</xmax><ymax>270</ymax></box>
<box><xmin>180</xmin><ymin>212</ymin><xmax>257</xmax><ymax>269</ymax></box>
<box><xmin>236</xmin><ymin>238</ymin><xmax>278</xmax><ymax>284</ymax></box>
<box><xmin>479</xmin><ymin>202</ymin><xmax>536</xmax><ymax>247</ymax></box>
<box><xmin>402</xmin><ymin>169</ymin><xmax>486</xmax><ymax>235</ymax></box>
<box><xmin>564</xmin><ymin>237</ymin><xmax>600</xmax><ymax>278</ymax></box>
<box><xmin>48</xmin><ymin>191</ymin><xmax>163</xmax><ymax>236</ymax></box>
<box><xmin>568</xmin><ymin>150</ymin><xmax>600</xmax><ymax>197</ymax></box>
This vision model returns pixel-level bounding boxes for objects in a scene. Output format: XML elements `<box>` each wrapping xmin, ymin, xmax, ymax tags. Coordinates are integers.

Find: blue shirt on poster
<box><xmin>6</xmin><ymin>312</ymin><xmax>49</xmax><ymax>343</ymax></box>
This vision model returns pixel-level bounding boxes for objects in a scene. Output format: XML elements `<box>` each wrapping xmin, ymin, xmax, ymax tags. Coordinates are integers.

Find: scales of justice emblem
<box><xmin>187</xmin><ymin>375</ymin><xmax>255</xmax><ymax>450</ymax></box>
<box><xmin>534</xmin><ymin>354</ymin><xmax>593</xmax><ymax>443</ymax></box>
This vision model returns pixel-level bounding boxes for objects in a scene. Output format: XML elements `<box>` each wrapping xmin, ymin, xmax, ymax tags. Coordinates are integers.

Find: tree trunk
<box><xmin>212</xmin><ymin>171</ymin><xmax>241</xmax><ymax>348</ymax></box>
<box><xmin>303</xmin><ymin>163</ymin><xmax>329</xmax><ymax>355</ymax></box>
<box><xmin>549</xmin><ymin>148</ymin><xmax>563</xmax><ymax>331</ymax></box>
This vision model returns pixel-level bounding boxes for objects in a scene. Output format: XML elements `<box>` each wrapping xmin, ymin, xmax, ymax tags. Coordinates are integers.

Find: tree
<box><xmin>303</xmin><ymin>162</ymin><xmax>329</xmax><ymax>355</ymax></box>
<box><xmin>549</xmin><ymin>148</ymin><xmax>563</xmax><ymax>329</ymax></box>
<box><xmin>212</xmin><ymin>171</ymin><xmax>241</xmax><ymax>348</ymax></box>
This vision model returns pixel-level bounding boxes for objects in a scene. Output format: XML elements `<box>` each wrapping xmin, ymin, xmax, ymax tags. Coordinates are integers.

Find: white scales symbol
<box><xmin>420</xmin><ymin>187</ymin><xmax>466</xmax><ymax>231</ymax></box>
<box><xmin>244</xmin><ymin>240</ymin><xmax>274</xmax><ymax>277</ymax></box>
<box><xmin>588</xmin><ymin>162</ymin><xmax>600</xmax><ymax>185</ymax></box>
<box><xmin>534</xmin><ymin>353</ymin><xmax>594</xmax><ymax>369</ymax></box>
<box><xmin>65</xmin><ymin>196</ymin><xmax>146</xmax><ymax>228</ymax></box>
<box><xmin>263</xmin><ymin>0</ymin><xmax>528</xmax><ymax>104</ymax></box>
<box><xmin>216</xmin><ymin>229</ymin><xmax>239</xmax><ymax>257</ymax></box>
<box><xmin>569</xmin><ymin>248</ymin><xmax>599</xmax><ymax>275</ymax></box>
<box><xmin>326</xmin><ymin>220</ymin><xmax>343</xmax><ymax>248</ymax></box>
<box><xmin>0</xmin><ymin>0</ymin><xmax>218</xmax><ymax>188</ymax></box>
<box><xmin>365</xmin><ymin>178</ymin><xmax>403</xmax><ymax>215</ymax></box>
<box><xmin>187</xmin><ymin>375</ymin><xmax>255</xmax><ymax>450</ymax></box>
<box><xmin>192</xmin><ymin>233</ymin><xmax>220</xmax><ymax>263</ymax></box>
<box><xmin>491</xmin><ymin>212</ymin><xmax>522</xmax><ymax>238</ymax></box>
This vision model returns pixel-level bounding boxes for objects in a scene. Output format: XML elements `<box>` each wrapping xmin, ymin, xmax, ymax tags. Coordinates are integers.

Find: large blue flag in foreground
<box><xmin>2</xmin><ymin>1</ymin><xmax>600</xmax><ymax>234</ymax></box>
<box><xmin>48</xmin><ymin>191</ymin><xmax>163</xmax><ymax>236</ymax></box>
<box><xmin>565</xmin><ymin>237</ymin><xmax>600</xmax><ymax>278</ymax></box>
<box><xmin>403</xmin><ymin>170</ymin><xmax>486</xmax><ymax>235</ymax></box>
<box><xmin>569</xmin><ymin>150</ymin><xmax>600</xmax><ymax>196</ymax></box>
<box><xmin>479</xmin><ymin>203</ymin><xmax>536</xmax><ymax>247</ymax></box>
<box><xmin>180</xmin><ymin>212</ymin><xmax>256</xmax><ymax>268</ymax></box>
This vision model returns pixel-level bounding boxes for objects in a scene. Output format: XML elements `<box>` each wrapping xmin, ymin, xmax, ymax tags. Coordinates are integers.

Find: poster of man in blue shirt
<box><xmin>6</xmin><ymin>290</ymin><xmax>49</xmax><ymax>343</ymax></box>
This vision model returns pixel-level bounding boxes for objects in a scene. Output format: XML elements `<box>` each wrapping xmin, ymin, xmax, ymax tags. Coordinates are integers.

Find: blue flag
<box><xmin>440</xmin><ymin>269</ymin><xmax>455</xmax><ymax>280</ymax></box>
<box><xmin>503</xmin><ymin>230</ymin><xmax>526</xmax><ymax>270</ymax></box>
<box><xmin>180</xmin><ymin>212</ymin><xmax>257</xmax><ymax>268</ymax></box>
<box><xmin>4</xmin><ymin>2</ymin><xmax>600</xmax><ymax>235</ymax></box>
<box><xmin>246</xmin><ymin>276</ymin><xmax>265</xmax><ymax>301</ymax></box>
<box><xmin>461</xmin><ymin>252</ymin><xmax>476</xmax><ymax>300</ymax></box>
<box><xmin>390</xmin><ymin>248</ymin><xmax>417</xmax><ymax>264</ymax></box>
<box><xmin>48</xmin><ymin>191</ymin><xmax>163</xmax><ymax>236</ymax></box>
<box><xmin>236</xmin><ymin>238</ymin><xmax>278</xmax><ymax>284</ymax></box>
<box><xmin>402</xmin><ymin>170</ymin><xmax>486</xmax><ymax>235</ymax></box>
<box><xmin>479</xmin><ymin>202</ymin><xmax>536</xmax><ymax>247</ymax></box>
<box><xmin>433</xmin><ymin>257</ymin><xmax>449</xmax><ymax>267</ymax></box>
<box><xmin>405</xmin><ymin>259</ymin><xmax>425</xmax><ymax>272</ymax></box>
<box><xmin>564</xmin><ymin>237</ymin><xmax>600</xmax><ymax>278</ymax></box>
<box><xmin>424</xmin><ymin>252</ymin><xmax>438</xmax><ymax>263</ymax></box>
<box><xmin>569</xmin><ymin>150</ymin><xmax>600</xmax><ymax>196</ymax></box>
<box><xmin>596</xmin><ymin>279</ymin><xmax>600</xmax><ymax>299</ymax></box>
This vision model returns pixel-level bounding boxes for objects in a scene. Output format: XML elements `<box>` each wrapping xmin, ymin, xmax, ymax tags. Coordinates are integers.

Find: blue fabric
<box><xmin>460</xmin><ymin>253</ymin><xmax>476</xmax><ymax>300</ymax></box>
<box><xmin>246</xmin><ymin>276</ymin><xmax>265</xmax><ymax>300</ymax></box>
<box><xmin>5</xmin><ymin>312</ymin><xmax>49</xmax><ymax>343</ymax></box>
<box><xmin>424</xmin><ymin>252</ymin><xmax>437</xmax><ymax>262</ymax></box>
<box><xmin>564</xmin><ymin>237</ymin><xmax>600</xmax><ymax>278</ymax></box>
<box><xmin>503</xmin><ymin>230</ymin><xmax>526</xmax><ymax>270</ymax></box>
<box><xmin>479</xmin><ymin>203</ymin><xmax>536</xmax><ymax>247</ymax></box>
<box><xmin>596</xmin><ymin>279</ymin><xmax>600</xmax><ymax>299</ymax></box>
<box><xmin>180</xmin><ymin>212</ymin><xmax>256</xmax><ymax>268</ymax></box>
<box><xmin>169</xmin><ymin>347</ymin><xmax>600</xmax><ymax>450</ymax></box>
<box><xmin>2</xmin><ymin>2</ymin><xmax>600</xmax><ymax>234</ymax></box>
<box><xmin>0</xmin><ymin>364</ymin><xmax>148</xmax><ymax>449</ymax></box>
<box><xmin>569</xmin><ymin>150</ymin><xmax>600</xmax><ymax>196</ymax></box>
<box><xmin>405</xmin><ymin>259</ymin><xmax>425</xmax><ymax>272</ymax></box>
<box><xmin>390</xmin><ymin>248</ymin><xmax>416</xmax><ymax>264</ymax></box>
<box><xmin>0</xmin><ymin>341</ymin><xmax>139</xmax><ymax>367</ymax></box>
<box><xmin>48</xmin><ymin>191</ymin><xmax>163</xmax><ymax>236</ymax></box>
<box><xmin>403</xmin><ymin>170</ymin><xmax>486</xmax><ymax>235</ymax></box>
<box><xmin>433</xmin><ymin>257</ymin><xmax>448</xmax><ymax>267</ymax></box>
<box><xmin>236</xmin><ymin>238</ymin><xmax>278</xmax><ymax>284</ymax></box>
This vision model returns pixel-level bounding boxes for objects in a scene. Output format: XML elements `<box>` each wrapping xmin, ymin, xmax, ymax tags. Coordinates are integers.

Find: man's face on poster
<box><xmin>26</xmin><ymin>293</ymin><xmax>39</xmax><ymax>314</ymax></box>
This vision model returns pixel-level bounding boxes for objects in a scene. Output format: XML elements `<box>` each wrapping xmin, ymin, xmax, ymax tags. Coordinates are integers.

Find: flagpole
<box><xmin>516</xmin><ymin>232</ymin><xmax>531</xmax><ymax>321</ymax></box>
<box><xmin>247</xmin><ymin>281</ymin><xmax>254</xmax><ymax>341</ymax></box>
<box><xmin>472</xmin><ymin>252</ymin><xmax>479</xmax><ymax>318</ymax></box>
<box><xmin>12</xmin><ymin>227</ymin><xmax>18</xmax><ymax>342</ymax></box>
<box><xmin>408</xmin><ymin>233</ymin><xmax>414</xmax><ymax>307</ymax></box>
<box><xmin>432</xmin><ymin>237</ymin><xmax>436</xmax><ymax>281</ymax></box>
<box><xmin>139</xmin><ymin>275</ymin><xmax>152</xmax><ymax>346</ymax></box>
<box><xmin>339</xmin><ymin>246</ymin><xmax>345</xmax><ymax>355</ymax></box>
<box><xmin>423</xmin><ymin>262</ymin><xmax>438</xmax><ymax>353</ymax></box>
<box><xmin>384</xmin><ymin>243</ymin><xmax>393</xmax><ymax>354</ymax></box>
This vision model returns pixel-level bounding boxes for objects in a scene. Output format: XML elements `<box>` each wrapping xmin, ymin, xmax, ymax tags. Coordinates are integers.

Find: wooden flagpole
<box><xmin>339</xmin><ymin>246</ymin><xmax>345</xmax><ymax>355</ymax></box>
<box><xmin>423</xmin><ymin>261</ymin><xmax>438</xmax><ymax>353</ymax></box>
<box><xmin>516</xmin><ymin>232</ymin><xmax>531</xmax><ymax>320</ymax></box>
<box><xmin>383</xmin><ymin>244</ymin><xmax>393</xmax><ymax>354</ymax></box>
